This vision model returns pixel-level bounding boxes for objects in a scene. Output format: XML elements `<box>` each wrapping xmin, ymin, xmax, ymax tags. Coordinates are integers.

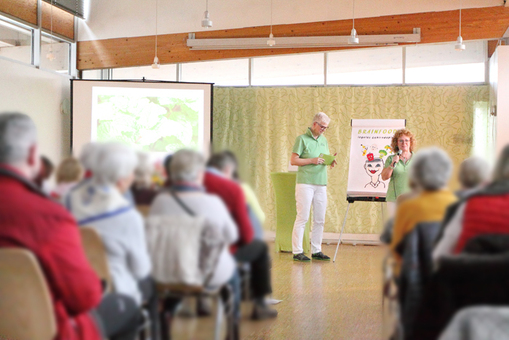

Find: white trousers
<box><xmin>292</xmin><ymin>184</ymin><xmax>327</xmax><ymax>254</ymax></box>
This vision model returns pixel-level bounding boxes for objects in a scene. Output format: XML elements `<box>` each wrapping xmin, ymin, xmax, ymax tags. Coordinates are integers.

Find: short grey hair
<box><xmin>312</xmin><ymin>112</ymin><xmax>330</xmax><ymax>125</ymax></box>
<box><xmin>170</xmin><ymin>149</ymin><xmax>205</xmax><ymax>183</ymax></box>
<box><xmin>458</xmin><ymin>156</ymin><xmax>490</xmax><ymax>189</ymax></box>
<box><xmin>92</xmin><ymin>142</ymin><xmax>137</xmax><ymax>185</ymax></box>
<box><xmin>79</xmin><ymin>142</ymin><xmax>103</xmax><ymax>171</ymax></box>
<box><xmin>410</xmin><ymin>147</ymin><xmax>453</xmax><ymax>191</ymax></box>
<box><xmin>493</xmin><ymin>144</ymin><xmax>509</xmax><ymax>181</ymax></box>
<box><xmin>0</xmin><ymin>112</ymin><xmax>37</xmax><ymax>164</ymax></box>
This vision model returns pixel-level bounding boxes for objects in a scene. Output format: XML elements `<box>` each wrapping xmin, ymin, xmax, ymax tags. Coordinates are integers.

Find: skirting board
<box><xmin>263</xmin><ymin>231</ymin><xmax>381</xmax><ymax>246</ymax></box>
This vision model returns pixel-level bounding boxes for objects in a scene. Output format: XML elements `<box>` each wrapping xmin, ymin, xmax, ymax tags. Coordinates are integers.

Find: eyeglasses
<box><xmin>398</xmin><ymin>139</ymin><xmax>410</xmax><ymax>144</ymax></box>
<box><xmin>315</xmin><ymin>122</ymin><xmax>328</xmax><ymax>130</ymax></box>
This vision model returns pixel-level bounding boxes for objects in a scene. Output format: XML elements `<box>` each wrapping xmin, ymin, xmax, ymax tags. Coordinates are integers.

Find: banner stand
<box><xmin>333</xmin><ymin>196</ymin><xmax>386</xmax><ymax>263</ymax></box>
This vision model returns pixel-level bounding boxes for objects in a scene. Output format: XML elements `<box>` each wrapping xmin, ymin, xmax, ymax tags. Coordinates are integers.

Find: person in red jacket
<box><xmin>204</xmin><ymin>152</ymin><xmax>278</xmax><ymax>320</ymax></box>
<box><xmin>0</xmin><ymin>112</ymin><xmax>140</xmax><ymax>340</ymax></box>
<box><xmin>433</xmin><ymin>145</ymin><xmax>509</xmax><ymax>259</ymax></box>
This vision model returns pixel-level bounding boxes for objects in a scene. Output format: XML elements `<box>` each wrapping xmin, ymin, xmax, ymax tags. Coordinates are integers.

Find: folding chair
<box><xmin>0</xmin><ymin>248</ymin><xmax>57</xmax><ymax>340</ymax></box>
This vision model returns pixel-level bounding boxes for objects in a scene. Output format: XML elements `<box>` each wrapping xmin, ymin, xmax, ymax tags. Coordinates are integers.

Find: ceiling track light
<box><xmin>348</xmin><ymin>0</ymin><xmax>359</xmax><ymax>45</ymax></box>
<box><xmin>152</xmin><ymin>0</ymin><xmax>160</xmax><ymax>69</ymax></box>
<box><xmin>455</xmin><ymin>0</ymin><xmax>466</xmax><ymax>51</ymax></box>
<box><xmin>187</xmin><ymin>29</ymin><xmax>421</xmax><ymax>50</ymax></box>
<box><xmin>202</xmin><ymin>0</ymin><xmax>213</xmax><ymax>28</ymax></box>
<box><xmin>267</xmin><ymin>0</ymin><xmax>275</xmax><ymax>46</ymax></box>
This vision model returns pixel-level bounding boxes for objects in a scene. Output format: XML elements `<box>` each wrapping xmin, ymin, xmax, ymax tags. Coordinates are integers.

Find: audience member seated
<box><xmin>456</xmin><ymin>156</ymin><xmax>490</xmax><ymax>199</ymax></box>
<box><xmin>131</xmin><ymin>151</ymin><xmax>159</xmax><ymax>205</ymax></box>
<box><xmin>167</xmin><ymin>151</ymin><xmax>277</xmax><ymax>320</ymax></box>
<box><xmin>65</xmin><ymin>141</ymin><xmax>158</xmax><ymax>337</ymax></box>
<box><xmin>208</xmin><ymin>151</ymin><xmax>265</xmax><ymax>239</ymax></box>
<box><xmin>0</xmin><ymin>112</ymin><xmax>141</xmax><ymax>340</ymax></box>
<box><xmin>50</xmin><ymin>157</ymin><xmax>83</xmax><ymax>201</ymax></box>
<box><xmin>390</xmin><ymin>147</ymin><xmax>457</xmax><ymax>270</ymax></box>
<box><xmin>433</xmin><ymin>145</ymin><xmax>509</xmax><ymax>260</ymax></box>
<box><xmin>438</xmin><ymin>306</ymin><xmax>509</xmax><ymax>340</ymax></box>
<box><xmin>150</xmin><ymin>149</ymin><xmax>241</xmax><ymax>337</ymax></box>
<box><xmin>78</xmin><ymin>142</ymin><xmax>102</xmax><ymax>178</ymax></box>
<box><xmin>380</xmin><ymin>178</ymin><xmax>420</xmax><ymax>244</ymax></box>
<box><xmin>34</xmin><ymin>154</ymin><xmax>54</xmax><ymax>193</ymax></box>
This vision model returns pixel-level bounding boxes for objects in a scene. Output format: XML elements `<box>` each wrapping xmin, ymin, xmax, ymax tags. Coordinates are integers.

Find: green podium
<box><xmin>270</xmin><ymin>172</ymin><xmax>311</xmax><ymax>253</ymax></box>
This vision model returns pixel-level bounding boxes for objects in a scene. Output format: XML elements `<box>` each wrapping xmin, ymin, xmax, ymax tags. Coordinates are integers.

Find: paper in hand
<box><xmin>319</xmin><ymin>153</ymin><xmax>335</xmax><ymax>165</ymax></box>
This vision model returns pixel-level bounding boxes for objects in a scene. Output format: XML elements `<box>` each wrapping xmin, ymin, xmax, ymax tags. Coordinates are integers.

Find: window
<box><xmin>327</xmin><ymin>47</ymin><xmax>403</xmax><ymax>85</ymax></box>
<box><xmin>0</xmin><ymin>19</ymin><xmax>32</xmax><ymax>65</ymax></box>
<box><xmin>252</xmin><ymin>53</ymin><xmax>324</xmax><ymax>86</ymax></box>
<box><xmin>40</xmin><ymin>33</ymin><xmax>70</xmax><ymax>74</ymax></box>
<box><xmin>181</xmin><ymin>59</ymin><xmax>249</xmax><ymax>86</ymax></box>
<box><xmin>405</xmin><ymin>41</ymin><xmax>486</xmax><ymax>84</ymax></box>
<box><xmin>113</xmin><ymin>64</ymin><xmax>178</xmax><ymax>82</ymax></box>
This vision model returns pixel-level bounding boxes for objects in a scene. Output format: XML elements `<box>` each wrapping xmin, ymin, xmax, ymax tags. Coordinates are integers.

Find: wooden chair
<box><xmin>80</xmin><ymin>226</ymin><xmax>113</xmax><ymax>293</ymax></box>
<box><xmin>0</xmin><ymin>248</ymin><xmax>57</xmax><ymax>340</ymax></box>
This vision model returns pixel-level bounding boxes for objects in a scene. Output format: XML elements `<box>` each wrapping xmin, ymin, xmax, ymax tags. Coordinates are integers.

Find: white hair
<box><xmin>92</xmin><ymin>142</ymin><xmax>138</xmax><ymax>185</ymax></box>
<box><xmin>312</xmin><ymin>112</ymin><xmax>330</xmax><ymax>125</ymax></box>
<box><xmin>410</xmin><ymin>147</ymin><xmax>453</xmax><ymax>191</ymax></box>
<box><xmin>0</xmin><ymin>112</ymin><xmax>37</xmax><ymax>165</ymax></box>
<box><xmin>79</xmin><ymin>142</ymin><xmax>103</xmax><ymax>171</ymax></box>
<box><xmin>458</xmin><ymin>156</ymin><xmax>490</xmax><ymax>189</ymax></box>
<box><xmin>170</xmin><ymin>149</ymin><xmax>205</xmax><ymax>183</ymax></box>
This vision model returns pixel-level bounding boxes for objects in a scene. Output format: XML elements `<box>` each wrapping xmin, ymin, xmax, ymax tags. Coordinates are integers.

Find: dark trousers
<box><xmin>93</xmin><ymin>293</ymin><xmax>141</xmax><ymax>340</ymax></box>
<box><xmin>234</xmin><ymin>239</ymin><xmax>272</xmax><ymax>298</ymax></box>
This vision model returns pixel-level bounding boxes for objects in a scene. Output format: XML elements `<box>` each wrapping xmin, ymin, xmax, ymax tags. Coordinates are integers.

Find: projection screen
<box><xmin>71</xmin><ymin>79</ymin><xmax>213</xmax><ymax>158</ymax></box>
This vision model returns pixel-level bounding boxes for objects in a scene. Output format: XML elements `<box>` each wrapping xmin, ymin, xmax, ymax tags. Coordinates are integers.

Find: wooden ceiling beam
<box><xmin>77</xmin><ymin>5</ymin><xmax>509</xmax><ymax>70</ymax></box>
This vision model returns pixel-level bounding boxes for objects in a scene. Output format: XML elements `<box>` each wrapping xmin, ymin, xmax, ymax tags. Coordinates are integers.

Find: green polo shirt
<box><xmin>292</xmin><ymin>128</ymin><xmax>330</xmax><ymax>186</ymax></box>
<box><xmin>384</xmin><ymin>152</ymin><xmax>414</xmax><ymax>202</ymax></box>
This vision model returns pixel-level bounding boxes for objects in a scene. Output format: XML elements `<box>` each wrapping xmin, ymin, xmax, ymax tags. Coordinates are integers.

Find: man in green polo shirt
<box><xmin>290</xmin><ymin>112</ymin><xmax>337</xmax><ymax>262</ymax></box>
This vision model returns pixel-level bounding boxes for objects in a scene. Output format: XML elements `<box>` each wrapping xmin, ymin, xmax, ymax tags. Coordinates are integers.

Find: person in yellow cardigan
<box><xmin>390</xmin><ymin>147</ymin><xmax>457</xmax><ymax>268</ymax></box>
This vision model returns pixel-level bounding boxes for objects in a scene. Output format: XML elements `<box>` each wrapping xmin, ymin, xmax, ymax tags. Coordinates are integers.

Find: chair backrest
<box><xmin>80</xmin><ymin>226</ymin><xmax>113</xmax><ymax>293</ymax></box>
<box><xmin>0</xmin><ymin>248</ymin><xmax>57</xmax><ymax>340</ymax></box>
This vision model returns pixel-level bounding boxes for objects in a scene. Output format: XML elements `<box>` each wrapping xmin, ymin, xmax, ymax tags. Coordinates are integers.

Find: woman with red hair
<box><xmin>381</xmin><ymin>129</ymin><xmax>417</xmax><ymax>215</ymax></box>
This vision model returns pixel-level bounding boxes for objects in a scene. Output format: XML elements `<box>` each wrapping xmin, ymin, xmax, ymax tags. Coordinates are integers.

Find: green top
<box><xmin>384</xmin><ymin>152</ymin><xmax>414</xmax><ymax>202</ymax></box>
<box><xmin>292</xmin><ymin>128</ymin><xmax>330</xmax><ymax>186</ymax></box>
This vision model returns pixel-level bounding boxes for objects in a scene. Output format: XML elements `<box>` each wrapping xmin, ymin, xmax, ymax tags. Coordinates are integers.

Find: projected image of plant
<box><xmin>96</xmin><ymin>95</ymin><xmax>199</xmax><ymax>152</ymax></box>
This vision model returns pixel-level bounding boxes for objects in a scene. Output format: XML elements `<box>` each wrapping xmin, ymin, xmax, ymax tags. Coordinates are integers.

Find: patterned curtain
<box><xmin>213</xmin><ymin>85</ymin><xmax>489</xmax><ymax>234</ymax></box>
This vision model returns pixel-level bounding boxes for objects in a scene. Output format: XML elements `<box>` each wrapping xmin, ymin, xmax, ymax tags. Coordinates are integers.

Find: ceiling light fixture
<box><xmin>455</xmin><ymin>0</ymin><xmax>465</xmax><ymax>51</ymax></box>
<box><xmin>152</xmin><ymin>0</ymin><xmax>160</xmax><ymax>69</ymax></box>
<box><xmin>46</xmin><ymin>0</ymin><xmax>55</xmax><ymax>61</ymax></box>
<box><xmin>348</xmin><ymin>0</ymin><xmax>359</xmax><ymax>44</ymax></box>
<box><xmin>267</xmin><ymin>0</ymin><xmax>275</xmax><ymax>46</ymax></box>
<box><xmin>201</xmin><ymin>0</ymin><xmax>213</xmax><ymax>28</ymax></box>
<box><xmin>187</xmin><ymin>29</ymin><xmax>421</xmax><ymax>50</ymax></box>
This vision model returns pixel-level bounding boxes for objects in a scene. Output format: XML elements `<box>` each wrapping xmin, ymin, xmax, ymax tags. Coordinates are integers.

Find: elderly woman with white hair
<box><xmin>456</xmin><ymin>156</ymin><xmax>490</xmax><ymax>199</ymax></box>
<box><xmin>433</xmin><ymin>145</ymin><xmax>509</xmax><ymax>260</ymax></box>
<box><xmin>390</xmin><ymin>147</ymin><xmax>457</xmax><ymax>265</ymax></box>
<box><xmin>65</xmin><ymin>142</ymin><xmax>157</xmax><ymax>338</ymax></box>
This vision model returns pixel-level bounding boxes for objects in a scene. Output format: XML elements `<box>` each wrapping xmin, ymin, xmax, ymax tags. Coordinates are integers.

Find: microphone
<box><xmin>397</xmin><ymin>149</ymin><xmax>402</xmax><ymax>155</ymax></box>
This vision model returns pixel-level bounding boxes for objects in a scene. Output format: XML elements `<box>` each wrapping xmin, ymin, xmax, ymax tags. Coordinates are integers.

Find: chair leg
<box><xmin>159</xmin><ymin>310</ymin><xmax>171</xmax><ymax>340</ymax></box>
<box><xmin>214</xmin><ymin>294</ymin><xmax>224</xmax><ymax>340</ymax></box>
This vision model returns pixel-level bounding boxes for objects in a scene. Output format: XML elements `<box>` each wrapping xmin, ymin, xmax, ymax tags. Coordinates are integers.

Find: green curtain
<box><xmin>212</xmin><ymin>85</ymin><xmax>489</xmax><ymax>234</ymax></box>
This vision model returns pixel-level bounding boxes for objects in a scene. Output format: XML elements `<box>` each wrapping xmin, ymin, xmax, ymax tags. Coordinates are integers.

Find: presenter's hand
<box><xmin>330</xmin><ymin>153</ymin><xmax>338</xmax><ymax>168</ymax></box>
<box><xmin>392</xmin><ymin>154</ymin><xmax>400</xmax><ymax>165</ymax></box>
<box><xmin>311</xmin><ymin>157</ymin><xmax>325</xmax><ymax>165</ymax></box>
